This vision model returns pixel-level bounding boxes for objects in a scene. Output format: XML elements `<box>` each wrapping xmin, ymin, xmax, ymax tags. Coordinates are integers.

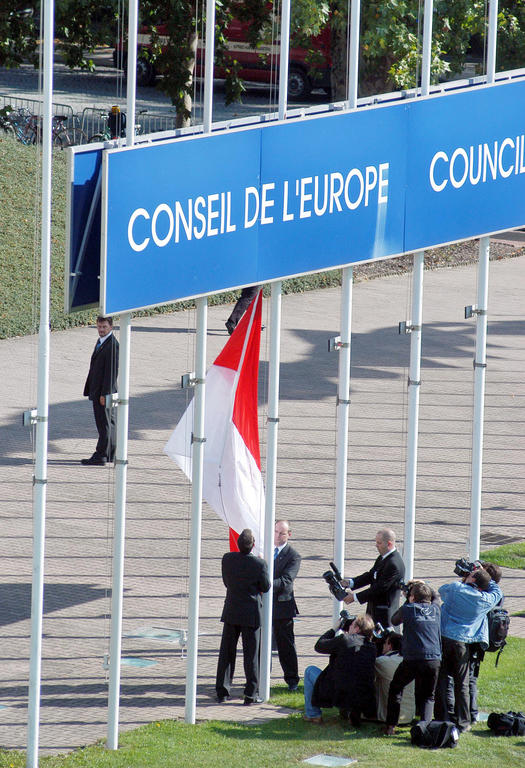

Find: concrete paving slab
<box><xmin>0</xmin><ymin>255</ymin><xmax>524</xmax><ymax>755</ymax></box>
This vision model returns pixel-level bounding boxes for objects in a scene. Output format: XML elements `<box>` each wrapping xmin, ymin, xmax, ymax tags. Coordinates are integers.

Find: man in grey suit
<box><xmin>273</xmin><ymin>519</ymin><xmax>301</xmax><ymax>691</ymax></box>
<box><xmin>216</xmin><ymin>529</ymin><xmax>271</xmax><ymax>705</ymax></box>
<box><xmin>81</xmin><ymin>316</ymin><xmax>119</xmax><ymax>466</ymax></box>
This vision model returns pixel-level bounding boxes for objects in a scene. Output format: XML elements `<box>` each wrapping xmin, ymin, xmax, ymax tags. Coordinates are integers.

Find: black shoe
<box><xmin>243</xmin><ymin>696</ymin><xmax>263</xmax><ymax>705</ymax></box>
<box><xmin>216</xmin><ymin>694</ymin><xmax>230</xmax><ymax>704</ymax></box>
<box><xmin>81</xmin><ymin>454</ymin><xmax>107</xmax><ymax>466</ymax></box>
<box><xmin>225</xmin><ymin>319</ymin><xmax>236</xmax><ymax>335</ymax></box>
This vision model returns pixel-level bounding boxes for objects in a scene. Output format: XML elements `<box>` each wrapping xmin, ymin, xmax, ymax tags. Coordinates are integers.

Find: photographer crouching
<box><xmin>303</xmin><ymin>612</ymin><xmax>377</xmax><ymax>726</ymax></box>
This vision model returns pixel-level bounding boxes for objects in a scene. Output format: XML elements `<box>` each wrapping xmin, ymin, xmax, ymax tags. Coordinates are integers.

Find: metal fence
<box><xmin>1</xmin><ymin>93</ymin><xmax>177</xmax><ymax>145</ymax></box>
<box><xmin>80</xmin><ymin>106</ymin><xmax>177</xmax><ymax>142</ymax></box>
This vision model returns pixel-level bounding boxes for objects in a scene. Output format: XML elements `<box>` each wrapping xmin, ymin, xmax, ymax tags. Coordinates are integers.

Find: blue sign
<box><xmin>98</xmin><ymin>78</ymin><xmax>525</xmax><ymax>314</ymax></box>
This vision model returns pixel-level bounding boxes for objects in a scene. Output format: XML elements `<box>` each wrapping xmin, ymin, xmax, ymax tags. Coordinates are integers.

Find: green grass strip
<box><xmin>480</xmin><ymin>541</ymin><xmax>525</xmax><ymax>571</ymax></box>
<box><xmin>1</xmin><ymin>637</ymin><xmax>523</xmax><ymax>768</ymax></box>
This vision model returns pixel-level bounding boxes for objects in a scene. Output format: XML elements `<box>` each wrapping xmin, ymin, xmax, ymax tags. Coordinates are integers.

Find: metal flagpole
<box><xmin>203</xmin><ymin>0</ymin><xmax>216</xmax><ymax>133</ymax></box>
<box><xmin>260</xmin><ymin>282</ymin><xmax>282</xmax><ymax>700</ymax></box>
<box><xmin>469</xmin><ymin>239</ymin><xmax>489</xmax><ymax>560</ymax></box>
<box><xmin>183</xmin><ymin>0</ymin><xmax>215</xmax><ymax>723</ymax></box>
<box><xmin>402</xmin><ymin>0</ymin><xmax>432</xmax><ymax>579</ymax></box>
<box><xmin>106</xmin><ymin>0</ymin><xmax>138</xmax><ymax>749</ymax></box>
<box><xmin>329</xmin><ymin>0</ymin><xmax>360</xmax><ymax>620</ymax></box>
<box><xmin>332</xmin><ymin>267</ymin><xmax>353</xmax><ymax>621</ymax></box>
<box><xmin>107</xmin><ymin>313</ymin><xmax>131</xmax><ymax>749</ymax></box>
<box><xmin>185</xmin><ymin>297</ymin><xmax>208</xmax><ymax>723</ymax></box>
<box><xmin>26</xmin><ymin>1</ymin><xmax>54</xmax><ymax>765</ymax></box>
<box><xmin>348</xmin><ymin>0</ymin><xmax>361</xmax><ymax>108</ymax></box>
<box><xmin>278</xmin><ymin>0</ymin><xmax>291</xmax><ymax>120</ymax></box>
<box><xmin>259</xmin><ymin>0</ymin><xmax>290</xmax><ymax>701</ymax></box>
<box><xmin>469</xmin><ymin>0</ymin><xmax>497</xmax><ymax>560</ymax></box>
<box><xmin>403</xmin><ymin>254</ymin><xmax>423</xmax><ymax>581</ymax></box>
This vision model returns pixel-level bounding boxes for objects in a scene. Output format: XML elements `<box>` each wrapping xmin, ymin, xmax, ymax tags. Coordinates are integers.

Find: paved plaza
<box><xmin>0</xmin><ymin>254</ymin><xmax>524</xmax><ymax>755</ymax></box>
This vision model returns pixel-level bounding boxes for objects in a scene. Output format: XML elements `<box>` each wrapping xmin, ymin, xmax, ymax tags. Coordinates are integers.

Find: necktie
<box><xmin>95</xmin><ymin>339</ymin><xmax>102</xmax><ymax>351</ymax></box>
<box><xmin>274</xmin><ymin>547</ymin><xmax>279</xmax><ymax>559</ymax></box>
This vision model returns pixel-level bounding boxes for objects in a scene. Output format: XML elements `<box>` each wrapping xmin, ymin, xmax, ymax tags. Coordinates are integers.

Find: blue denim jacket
<box><xmin>439</xmin><ymin>579</ymin><xmax>503</xmax><ymax>648</ymax></box>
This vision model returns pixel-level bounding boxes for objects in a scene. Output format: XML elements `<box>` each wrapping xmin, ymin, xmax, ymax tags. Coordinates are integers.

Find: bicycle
<box><xmin>88</xmin><ymin>106</ymin><xmax>145</xmax><ymax>143</ymax></box>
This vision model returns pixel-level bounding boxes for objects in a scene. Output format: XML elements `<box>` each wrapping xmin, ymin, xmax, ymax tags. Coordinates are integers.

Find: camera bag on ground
<box><xmin>487</xmin><ymin>711</ymin><xmax>525</xmax><ymax>736</ymax></box>
<box><xmin>486</xmin><ymin>607</ymin><xmax>510</xmax><ymax>666</ymax></box>
<box><xmin>410</xmin><ymin>720</ymin><xmax>460</xmax><ymax>748</ymax></box>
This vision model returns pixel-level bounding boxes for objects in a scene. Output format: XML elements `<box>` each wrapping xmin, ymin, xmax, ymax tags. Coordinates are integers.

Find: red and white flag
<box><xmin>164</xmin><ymin>291</ymin><xmax>265</xmax><ymax>554</ymax></box>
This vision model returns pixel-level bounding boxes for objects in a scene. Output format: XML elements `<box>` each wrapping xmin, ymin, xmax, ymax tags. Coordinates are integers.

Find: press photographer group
<box><xmin>304</xmin><ymin>528</ymin><xmax>516</xmax><ymax>748</ymax></box>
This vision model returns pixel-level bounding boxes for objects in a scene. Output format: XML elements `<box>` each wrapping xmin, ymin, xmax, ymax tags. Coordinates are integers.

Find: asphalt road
<box><xmin>0</xmin><ymin>47</ymin><xmax>327</xmax><ymax>128</ymax></box>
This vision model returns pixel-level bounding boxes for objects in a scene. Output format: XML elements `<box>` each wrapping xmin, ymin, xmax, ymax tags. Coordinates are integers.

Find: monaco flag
<box><xmin>164</xmin><ymin>290</ymin><xmax>265</xmax><ymax>554</ymax></box>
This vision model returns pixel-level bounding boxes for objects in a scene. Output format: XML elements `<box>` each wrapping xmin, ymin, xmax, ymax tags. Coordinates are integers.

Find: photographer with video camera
<box><xmin>340</xmin><ymin>528</ymin><xmax>405</xmax><ymax>626</ymax></box>
<box><xmin>434</xmin><ymin>563</ymin><xmax>503</xmax><ymax>732</ymax></box>
<box><xmin>383</xmin><ymin>581</ymin><xmax>441</xmax><ymax>735</ymax></box>
<box><xmin>303</xmin><ymin>612</ymin><xmax>377</xmax><ymax>726</ymax></box>
<box><xmin>446</xmin><ymin>559</ymin><xmax>504</xmax><ymax>724</ymax></box>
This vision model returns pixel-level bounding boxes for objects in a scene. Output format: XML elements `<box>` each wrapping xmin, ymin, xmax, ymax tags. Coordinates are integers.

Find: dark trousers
<box><xmin>92</xmin><ymin>399</ymin><xmax>116</xmax><ymax>459</ymax></box>
<box><xmin>446</xmin><ymin>644</ymin><xmax>482</xmax><ymax>722</ymax></box>
<box><xmin>227</xmin><ymin>286</ymin><xmax>259</xmax><ymax>328</ymax></box>
<box><xmin>386</xmin><ymin>658</ymin><xmax>440</xmax><ymax>726</ymax></box>
<box><xmin>435</xmin><ymin>636</ymin><xmax>470</xmax><ymax>730</ymax></box>
<box><xmin>216</xmin><ymin>622</ymin><xmax>260</xmax><ymax>699</ymax></box>
<box><xmin>273</xmin><ymin>617</ymin><xmax>299</xmax><ymax>687</ymax></box>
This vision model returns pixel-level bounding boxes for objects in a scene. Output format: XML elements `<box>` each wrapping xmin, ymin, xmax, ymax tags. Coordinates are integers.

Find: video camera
<box><xmin>396</xmin><ymin>579</ymin><xmax>412</xmax><ymax>598</ymax></box>
<box><xmin>322</xmin><ymin>562</ymin><xmax>348</xmax><ymax>602</ymax></box>
<box><xmin>337</xmin><ymin>609</ymin><xmax>356</xmax><ymax>631</ymax></box>
<box><xmin>454</xmin><ymin>558</ymin><xmax>482</xmax><ymax>577</ymax></box>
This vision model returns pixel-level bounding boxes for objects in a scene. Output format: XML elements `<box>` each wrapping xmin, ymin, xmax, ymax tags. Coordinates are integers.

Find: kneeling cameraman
<box><xmin>303</xmin><ymin>613</ymin><xmax>377</xmax><ymax>726</ymax></box>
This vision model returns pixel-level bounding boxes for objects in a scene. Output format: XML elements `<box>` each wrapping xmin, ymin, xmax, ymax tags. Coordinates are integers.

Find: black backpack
<box><xmin>486</xmin><ymin>607</ymin><xmax>510</xmax><ymax>666</ymax></box>
<box><xmin>410</xmin><ymin>720</ymin><xmax>460</xmax><ymax>749</ymax></box>
<box><xmin>487</xmin><ymin>711</ymin><xmax>525</xmax><ymax>737</ymax></box>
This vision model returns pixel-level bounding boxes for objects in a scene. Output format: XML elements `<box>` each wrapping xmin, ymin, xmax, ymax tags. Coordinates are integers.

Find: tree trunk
<box><xmin>330</xmin><ymin>19</ymin><xmax>348</xmax><ymax>102</ymax></box>
<box><xmin>175</xmin><ymin>30</ymin><xmax>198</xmax><ymax>129</ymax></box>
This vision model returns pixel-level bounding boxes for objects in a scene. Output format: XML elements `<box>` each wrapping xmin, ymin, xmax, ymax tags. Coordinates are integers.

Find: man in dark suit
<box><xmin>216</xmin><ymin>528</ymin><xmax>271</xmax><ymax>704</ymax></box>
<box><xmin>273</xmin><ymin>519</ymin><xmax>301</xmax><ymax>691</ymax></box>
<box><xmin>81</xmin><ymin>316</ymin><xmax>119</xmax><ymax>466</ymax></box>
<box><xmin>225</xmin><ymin>285</ymin><xmax>260</xmax><ymax>335</ymax></box>
<box><xmin>342</xmin><ymin>528</ymin><xmax>405</xmax><ymax>626</ymax></box>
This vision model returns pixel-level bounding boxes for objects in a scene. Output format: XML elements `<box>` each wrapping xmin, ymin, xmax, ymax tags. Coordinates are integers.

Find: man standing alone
<box><xmin>216</xmin><ymin>529</ymin><xmax>270</xmax><ymax>704</ymax></box>
<box><xmin>81</xmin><ymin>316</ymin><xmax>119</xmax><ymax>466</ymax></box>
<box><xmin>273</xmin><ymin>519</ymin><xmax>301</xmax><ymax>691</ymax></box>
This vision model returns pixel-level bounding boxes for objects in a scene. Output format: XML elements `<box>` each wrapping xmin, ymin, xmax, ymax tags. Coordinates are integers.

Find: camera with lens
<box><xmin>337</xmin><ymin>609</ymin><xmax>356</xmax><ymax>631</ymax></box>
<box><xmin>372</xmin><ymin>622</ymin><xmax>389</xmax><ymax>640</ymax></box>
<box><xmin>396</xmin><ymin>579</ymin><xmax>412</xmax><ymax>598</ymax></box>
<box><xmin>454</xmin><ymin>558</ymin><xmax>481</xmax><ymax>577</ymax></box>
<box><xmin>322</xmin><ymin>561</ymin><xmax>348</xmax><ymax>602</ymax></box>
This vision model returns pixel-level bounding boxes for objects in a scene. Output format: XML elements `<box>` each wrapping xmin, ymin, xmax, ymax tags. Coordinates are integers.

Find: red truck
<box><xmin>115</xmin><ymin>18</ymin><xmax>331</xmax><ymax>99</ymax></box>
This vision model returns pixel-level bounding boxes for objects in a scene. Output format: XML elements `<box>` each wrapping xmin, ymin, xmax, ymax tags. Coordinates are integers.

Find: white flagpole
<box><xmin>260</xmin><ymin>282</ymin><xmax>282</xmax><ymax>699</ymax></box>
<box><xmin>106</xmin><ymin>0</ymin><xmax>138</xmax><ymax>749</ymax></box>
<box><xmin>332</xmin><ymin>267</ymin><xmax>353</xmax><ymax>621</ymax></box>
<box><xmin>278</xmin><ymin>0</ymin><xmax>291</xmax><ymax>120</ymax></box>
<box><xmin>107</xmin><ymin>313</ymin><xmax>131</xmax><ymax>749</ymax></box>
<box><xmin>469</xmin><ymin>1</ymin><xmax>496</xmax><ymax>560</ymax></box>
<box><xmin>185</xmin><ymin>297</ymin><xmax>208</xmax><ymax>723</ymax></box>
<box><xmin>27</xmin><ymin>1</ymin><xmax>54</xmax><ymax>765</ymax></box>
<box><xmin>203</xmin><ymin>0</ymin><xmax>216</xmax><ymax>133</ymax></box>
<box><xmin>403</xmin><ymin>0</ymin><xmax>432</xmax><ymax>579</ymax></box>
<box><xmin>348</xmin><ymin>0</ymin><xmax>361</xmax><ymax>108</ymax></box>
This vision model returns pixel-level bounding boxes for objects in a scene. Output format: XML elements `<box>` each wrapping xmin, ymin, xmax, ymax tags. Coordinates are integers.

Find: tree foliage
<box><xmin>3</xmin><ymin>0</ymin><xmax>525</xmax><ymax>118</ymax></box>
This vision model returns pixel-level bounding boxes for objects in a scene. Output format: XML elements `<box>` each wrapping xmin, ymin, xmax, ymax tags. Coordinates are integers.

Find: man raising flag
<box><xmin>164</xmin><ymin>290</ymin><xmax>265</xmax><ymax>553</ymax></box>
